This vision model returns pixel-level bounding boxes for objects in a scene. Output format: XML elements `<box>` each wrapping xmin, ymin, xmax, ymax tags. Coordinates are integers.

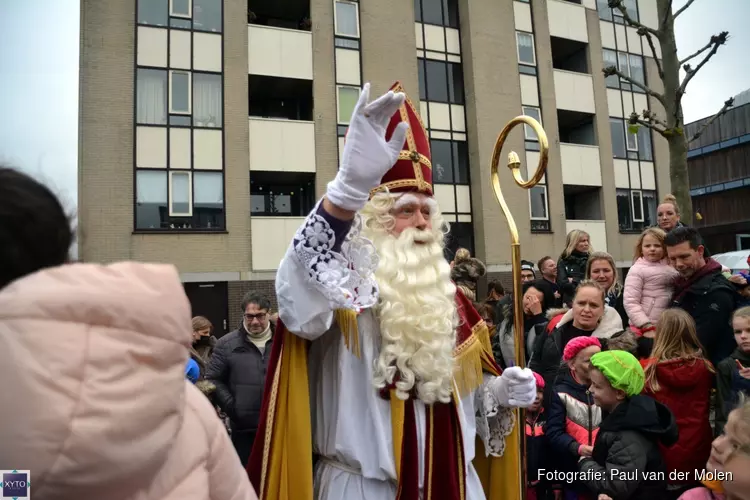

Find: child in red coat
<box><xmin>641</xmin><ymin>309</ymin><xmax>714</xmax><ymax>497</ymax></box>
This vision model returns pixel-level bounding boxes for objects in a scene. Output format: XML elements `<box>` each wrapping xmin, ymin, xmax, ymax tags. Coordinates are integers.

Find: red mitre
<box><xmin>370</xmin><ymin>81</ymin><xmax>433</xmax><ymax>197</ymax></box>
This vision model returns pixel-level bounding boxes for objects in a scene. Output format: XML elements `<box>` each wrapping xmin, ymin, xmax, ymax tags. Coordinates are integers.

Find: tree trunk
<box><xmin>657</xmin><ymin>0</ymin><xmax>693</xmax><ymax>225</ymax></box>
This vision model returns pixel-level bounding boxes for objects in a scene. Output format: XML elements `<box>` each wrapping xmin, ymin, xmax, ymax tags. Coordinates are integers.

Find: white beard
<box><xmin>362</xmin><ymin>210</ymin><xmax>458</xmax><ymax>405</ymax></box>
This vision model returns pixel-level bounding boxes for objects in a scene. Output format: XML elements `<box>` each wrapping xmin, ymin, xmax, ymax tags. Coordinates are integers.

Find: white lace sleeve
<box><xmin>292</xmin><ymin>201</ymin><xmax>379</xmax><ymax>312</ymax></box>
<box><xmin>475</xmin><ymin>377</ymin><xmax>516</xmax><ymax>458</ymax></box>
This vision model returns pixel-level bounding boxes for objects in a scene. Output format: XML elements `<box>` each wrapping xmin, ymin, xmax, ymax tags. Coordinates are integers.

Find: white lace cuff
<box><xmin>475</xmin><ymin>380</ymin><xmax>516</xmax><ymax>458</ymax></box>
<box><xmin>292</xmin><ymin>201</ymin><xmax>379</xmax><ymax>312</ymax></box>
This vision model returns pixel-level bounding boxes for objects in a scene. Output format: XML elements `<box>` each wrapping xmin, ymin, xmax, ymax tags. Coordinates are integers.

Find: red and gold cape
<box><xmin>246</xmin><ymin>289</ymin><xmax>521</xmax><ymax>499</ymax></box>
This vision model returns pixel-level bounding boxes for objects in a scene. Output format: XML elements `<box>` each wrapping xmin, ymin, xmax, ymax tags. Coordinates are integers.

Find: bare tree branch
<box><xmin>678</xmin><ymin>31</ymin><xmax>729</xmax><ymax>95</ymax></box>
<box><xmin>608</xmin><ymin>0</ymin><xmax>660</xmax><ymax>37</ymax></box>
<box><xmin>603</xmin><ymin>66</ymin><xmax>666</xmax><ymax>105</ymax></box>
<box><xmin>642</xmin><ymin>109</ymin><xmax>670</xmax><ymax>129</ymax></box>
<box><xmin>641</xmin><ymin>29</ymin><xmax>664</xmax><ymax>78</ymax></box>
<box><xmin>632</xmin><ymin>118</ymin><xmax>669</xmax><ymax>138</ymax></box>
<box><xmin>688</xmin><ymin>98</ymin><xmax>735</xmax><ymax>143</ymax></box>
<box><xmin>679</xmin><ymin>39</ymin><xmax>713</xmax><ymax>66</ymax></box>
<box><xmin>674</xmin><ymin>0</ymin><xmax>697</xmax><ymax>19</ymax></box>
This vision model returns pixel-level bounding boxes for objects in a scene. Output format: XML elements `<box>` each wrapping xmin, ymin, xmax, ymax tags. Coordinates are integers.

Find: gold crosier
<box><xmin>489</xmin><ymin>116</ymin><xmax>549</xmax><ymax>500</ymax></box>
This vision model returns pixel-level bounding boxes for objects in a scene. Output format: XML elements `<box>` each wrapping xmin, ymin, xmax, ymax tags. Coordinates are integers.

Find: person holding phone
<box><xmin>716</xmin><ymin>306</ymin><xmax>750</xmax><ymax>434</ymax></box>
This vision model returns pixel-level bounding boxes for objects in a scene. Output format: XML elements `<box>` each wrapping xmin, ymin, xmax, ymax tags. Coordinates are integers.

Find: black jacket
<box><xmin>205</xmin><ymin>323</ymin><xmax>275</xmax><ymax>433</ymax></box>
<box><xmin>672</xmin><ymin>267</ymin><xmax>737</xmax><ymax>367</ymax></box>
<box><xmin>578</xmin><ymin>395</ymin><xmax>679</xmax><ymax>499</ymax></box>
<box><xmin>557</xmin><ymin>251</ymin><xmax>589</xmax><ymax>306</ymax></box>
<box><xmin>715</xmin><ymin>348</ymin><xmax>750</xmax><ymax>434</ymax></box>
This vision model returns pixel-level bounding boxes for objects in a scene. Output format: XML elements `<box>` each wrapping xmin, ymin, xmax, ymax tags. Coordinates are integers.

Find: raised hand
<box><xmin>326</xmin><ymin>83</ymin><xmax>410</xmax><ymax>212</ymax></box>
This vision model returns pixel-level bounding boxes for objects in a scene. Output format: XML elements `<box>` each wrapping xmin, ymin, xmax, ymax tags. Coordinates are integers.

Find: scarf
<box><xmin>247</xmin><ymin>323</ymin><xmax>272</xmax><ymax>353</ymax></box>
<box><xmin>673</xmin><ymin>258</ymin><xmax>721</xmax><ymax>302</ymax></box>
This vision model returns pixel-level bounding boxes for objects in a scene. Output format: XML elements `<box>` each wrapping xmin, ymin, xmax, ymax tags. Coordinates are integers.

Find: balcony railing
<box><xmin>554</xmin><ymin>70</ymin><xmax>595</xmax><ymax>113</ymax></box>
<box><xmin>249</xmin><ymin>117</ymin><xmax>316</xmax><ymax>173</ymax></box>
<box><xmin>560</xmin><ymin>143</ymin><xmax>602</xmax><ymax>186</ymax></box>
<box><xmin>248</xmin><ymin>24</ymin><xmax>312</xmax><ymax>80</ymax></box>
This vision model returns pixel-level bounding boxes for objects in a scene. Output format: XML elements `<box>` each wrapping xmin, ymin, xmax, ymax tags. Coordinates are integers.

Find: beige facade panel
<box><xmin>423</xmin><ymin>24</ymin><xmax>446</xmax><ymax>53</ymax></box>
<box><xmin>547</xmin><ymin>0</ymin><xmax>588</xmax><ymax>43</ymax></box>
<box><xmin>447</xmin><ymin>53</ymin><xmax>461</xmax><ymax>63</ymax></box>
<box><xmin>513</xmin><ymin>1</ymin><xmax>533</xmax><ymax>33</ymax></box>
<box><xmin>170</xmin><ymin>29</ymin><xmax>191</xmax><ymax>70</ymax></box>
<box><xmin>629</xmin><ymin>161</ymin><xmax>641</xmax><ymax>189</ymax></box>
<box><xmin>420</xmin><ymin>101</ymin><xmax>430</xmax><ymax>128</ymax></box>
<box><xmin>193</xmin><ymin>32</ymin><xmax>222</xmax><ymax>72</ymax></box>
<box><xmin>193</xmin><ymin>129</ymin><xmax>223</xmax><ymax>170</ymax></box>
<box><xmin>614</xmin><ymin>159</ymin><xmax>630</xmax><ymax>188</ymax></box>
<box><xmin>453</xmin><ymin>132</ymin><xmax>467</xmax><ymax>141</ymax></box>
<box><xmin>457</xmin><ymin>214</ymin><xmax>472</xmax><ymax>223</ymax></box>
<box><xmin>248</xmin><ymin>118</ymin><xmax>316</xmax><ymax>173</ymax></box>
<box><xmin>520</xmin><ymin>75</ymin><xmax>539</xmax><ymax>106</ymax></box>
<box><xmin>633</xmin><ymin>92</ymin><xmax>648</xmax><ymax>116</ymax></box>
<box><xmin>638</xmin><ymin>0</ymin><xmax>659</xmax><ymax>30</ymax></box>
<box><xmin>138</xmin><ymin>27</ymin><xmax>167</xmax><ymax>67</ymax></box>
<box><xmin>450</xmin><ymin>105</ymin><xmax>466</xmax><ymax>132</ymax></box>
<box><xmin>414</xmin><ymin>23</ymin><xmax>423</xmax><ymax>49</ymax></box>
<box><xmin>251</xmin><ymin>217</ymin><xmax>305</xmax><ymax>270</ymax></box>
<box><xmin>641</xmin><ymin>161</ymin><xmax>656</xmax><ymax>190</ymax></box>
<box><xmin>455</xmin><ymin>185</ymin><xmax>471</xmax><ymax>213</ymax></box>
<box><xmin>425</xmin><ymin>51</ymin><xmax>447</xmax><ymax>61</ymax></box>
<box><xmin>444</xmin><ymin>214</ymin><xmax>457</xmax><ymax>223</ymax></box>
<box><xmin>445</xmin><ymin>28</ymin><xmax>461</xmax><ymax>55</ymax></box>
<box><xmin>136</xmin><ymin>127</ymin><xmax>167</xmax><ymax>169</ymax></box>
<box><xmin>430</xmin><ymin>130</ymin><xmax>452</xmax><ymax>140</ymax></box>
<box><xmin>247</xmin><ymin>25</ymin><xmax>312</xmax><ymax>80</ymax></box>
<box><xmin>567</xmin><ymin>220</ymin><xmax>608</xmax><ymax>252</ymax></box>
<box><xmin>582</xmin><ymin>0</ymin><xmax>596</xmax><ymax>8</ymax></box>
<box><xmin>554</xmin><ymin>70</ymin><xmax>595</xmax><ymax>113</ymax></box>
<box><xmin>615</xmin><ymin>24</ymin><xmax>627</xmax><ymax>49</ymax></box>
<box><xmin>600</xmin><ymin>20</ymin><xmax>616</xmax><ymax>49</ymax></box>
<box><xmin>622</xmin><ymin>92</ymin><xmax>635</xmax><ymax>117</ymax></box>
<box><xmin>335</xmin><ymin>48</ymin><xmax>361</xmax><ymax>86</ymax></box>
<box><xmin>434</xmin><ymin>184</ymin><xmax>456</xmax><ymax>213</ymax></box>
<box><xmin>429</xmin><ymin>102</ymin><xmax>451</xmax><ymax>130</ymax></box>
<box><xmin>560</xmin><ymin>144</ymin><xmax>602</xmax><ymax>186</ymax></box>
<box><xmin>607</xmin><ymin>88</ymin><xmax>624</xmax><ymax>117</ymax></box>
<box><xmin>626</xmin><ymin>27</ymin><xmax>642</xmax><ymax>55</ymax></box>
<box><xmin>169</xmin><ymin>128</ymin><xmax>191</xmax><ymax>169</ymax></box>
<box><xmin>525</xmin><ymin>151</ymin><xmax>546</xmax><ymax>183</ymax></box>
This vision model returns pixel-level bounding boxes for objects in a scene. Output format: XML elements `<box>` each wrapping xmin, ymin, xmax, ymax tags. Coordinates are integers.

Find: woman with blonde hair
<box><xmin>585</xmin><ymin>251</ymin><xmax>628</xmax><ymax>328</ymax></box>
<box><xmin>641</xmin><ymin>309</ymin><xmax>714</xmax><ymax>497</ymax></box>
<box><xmin>658</xmin><ymin>193</ymin><xmax>712</xmax><ymax>258</ymax></box>
<box><xmin>556</xmin><ymin>229</ymin><xmax>591</xmax><ymax>306</ymax></box>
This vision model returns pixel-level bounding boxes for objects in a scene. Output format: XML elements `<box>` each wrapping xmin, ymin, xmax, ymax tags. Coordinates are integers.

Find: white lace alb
<box><xmin>475</xmin><ymin>382</ymin><xmax>516</xmax><ymax>458</ymax></box>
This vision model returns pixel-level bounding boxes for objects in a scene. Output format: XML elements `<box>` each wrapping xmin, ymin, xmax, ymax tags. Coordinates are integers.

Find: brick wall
<box><xmin>227</xmin><ymin>280</ymin><xmax>277</xmax><ymax>328</ymax></box>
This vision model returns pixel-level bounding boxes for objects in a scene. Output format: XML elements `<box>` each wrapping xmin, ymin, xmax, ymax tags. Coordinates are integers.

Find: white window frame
<box><xmin>516</xmin><ymin>32</ymin><xmax>536</xmax><ymax>66</ymax></box>
<box><xmin>334</xmin><ymin>0</ymin><xmax>360</xmax><ymax>38</ymax></box>
<box><xmin>170</xmin><ymin>0</ymin><xmax>192</xmax><ymax>18</ymax></box>
<box><xmin>617</xmin><ymin>51</ymin><xmax>630</xmax><ymax>79</ymax></box>
<box><xmin>522</xmin><ymin>106</ymin><xmax>542</xmax><ymax>141</ymax></box>
<box><xmin>626</xmin><ymin>123</ymin><xmax>639</xmax><ymax>151</ymax></box>
<box><xmin>169</xmin><ymin>70</ymin><xmax>192</xmax><ymax>115</ymax></box>
<box><xmin>336</xmin><ymin>84</ymin><xmax>361</xmax><ymax>125</ymax></box>
<box><xmin>169</xmin><ymin>171</ymin><xmax>193</xmax><ymax>217</ymax></box>
<box><xmin>529</xmin><ymin>184</ymin><xmax>549</xmax><ymax>221</ymax></box>
<box><xmin>630</xmin><ymin>189</ymin><xmax>644</xmax><ymax>222</ymax></box>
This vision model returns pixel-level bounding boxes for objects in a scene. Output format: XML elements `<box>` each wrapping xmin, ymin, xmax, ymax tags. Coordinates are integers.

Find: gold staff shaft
<box><xmin>489</xmin><ymin>116</ymin><xmax>549</xmax><ymax>500</ymax></box>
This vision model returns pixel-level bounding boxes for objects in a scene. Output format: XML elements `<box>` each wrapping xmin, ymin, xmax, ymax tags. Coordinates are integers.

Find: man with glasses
<box><xmin>206</xmin><ymin>292</ymin><xmax>275</xmax><ymax>464</ymax></box>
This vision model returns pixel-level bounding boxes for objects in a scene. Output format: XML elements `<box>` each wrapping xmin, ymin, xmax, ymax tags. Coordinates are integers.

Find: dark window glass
<box><xmin>193</xmin><ymin>0</ymin><xmax>222</xmax><ymax>32</ymax></box>
<box><xmin>170</xmin><ymin>115</ymin><xmax>192</xmax><ymax>126</ymax></box>
<box><xmin>616</xmin><ymin>189</ymin><xmax>632</xmax><ymax>231</ymax></box>
<box><xmin>632</xmin><ymin>190</ymin><xmax>643</xmax><ymax>220</ymax></box>
<box><xmin>137</xmin><ymin>69</ymin><xmax>168</xmax><ymax>125</ymax></box>
<box><xmin>418</xmin><ymin>59</ymin><xmax>427</xmax><ymax>100</ymax></box>
<box><xmin>597</xmin><ymin>0</ymin><xmax>613</xmax><ymax>21</ymax></box>
<box><xmin>193</xmin><ymin>73</ymin><xmax>223</xmax><ymax>127</ymax></box>
<box><xmin>421</xmin><ymin>0</ymin><xmax>443</xmax><ymax>25</ymax></box>
<box><xmin>447</xmin><ymin>62</ymin><xmax>464</xmax><ymax>104</ymax></box>
<box><xmin>525</xmin><ymin>140</ymin><xmax>541</xmax><ymax>151</ymax></box>
<box><xmin>425</xmin><ymin>60</ymin><xmax>448</xmax><ymax>102</ymax></box>
<box><xmin>530</xmin><ymin>185</ymin><xmax>548</xmax><ymax>219</ymax></box>
<box><xmin>431</xmin><ymin>140</ymin><xmax>453</xmax><ymax>183</ymax></box>
<box><xmin>603</xmin><ymin>49</ymin><xmax>619</xmax><ymax>88</ymax></box>
<box><xmin>334</xmin><ymin>38</ymin><xmax>360</xmax><ymax>49</ymax></box>
<box><xmin>443</xmin><ymin>0</ymin><xmax>459</xmax><ymax>27</ymax></box>
<box><xmin>414</xmin><ymin>0</ymin><xmax>422</xmax><ymax>22</ymax></box>
<box><xmin>170</xmin><ymin>18</ymin><xmax>192</xmax><ymax>29</ymax></box>
<box><xmin>136</xmin><ymin>170</ymin><xmax>168</xmax><ymax>229</ymax></box>
<box><xmin>446</xmin><ymin>222</ymin><xmax>474</xmax><ymax>256</ymax></box>
<box><xmin>629</xmin><ymin>54</ymin><xmax>645</xmax><ymax>87</ymax></box>
<box><xmin>452</xmin><ymin>141</ymin><xmax>470</xmax><ymax>184</ymax></box>
<box><xmin>193</xmin><ymin>172</ymin><xmax>225</xmax><ymax>229</ymax></box>
<box><xmin>638</xmin><ymin>126</ymin><xmax>653</xmax><ymax>161</ymax></box>
<box><xmin>624</xmin><ymin>0</ymin><xmax>638</xmax><ymax>21</ymax></box>
<box><xmin>616</xmin><ymin>189</ymin><xmax>655</xmax><ymax>232</ymax></box>
<box><xmin>172</xmin><ymin>0</ymin><xmax>191</xmax><ymax>16</ymax></box>
<box><xmin>643</xmin><ymin>190</ymin><xmax>656</xmax><ymax>226</ymax></box>
<box><xmin>250</xmin><ymin>174</ymin><xmax>316</xmax><ymax>216</ymax></box>
<box><xmin>518</xmin><ymin>64</ymin><xmax>537</xmax><ymax>76</ymax></box>
<box><xmin>138</xmin><ymin>0</ymin><xmax>168</xmax><ymax>26</ymax></box>
<box><xmin>610</xmin><ymin>119</ymin><xmax>626</xmax><ymax>158</ymax></box>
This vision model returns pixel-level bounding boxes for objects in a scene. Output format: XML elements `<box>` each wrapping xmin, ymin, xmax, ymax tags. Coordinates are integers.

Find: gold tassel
<box><xmin>453</xmin><ymin>335</ymin><xmax>485</xmax><ymax>398</ymax></box>
<box><xmin>474</xmin><ymin>321</ymin><xmax>493</xmax><ymax>356</ymax></box>
<box><xmin>335</xmin><ymin>309</ymin><xmax>361</xmax><ymax>358</ymax></box>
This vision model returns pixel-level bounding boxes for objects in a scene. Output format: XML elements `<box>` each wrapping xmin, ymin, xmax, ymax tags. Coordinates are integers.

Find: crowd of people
<box><xmin>2</xmin><ymin>80</ymin><xmax>750</xmax><ymax>500</ymax></box>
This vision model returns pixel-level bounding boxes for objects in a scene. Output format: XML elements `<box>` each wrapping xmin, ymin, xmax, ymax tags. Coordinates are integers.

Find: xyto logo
<box><xmin>2</xmin><ymin>470</ymin><xmax>30</xmax><ymax>499</ymax></box>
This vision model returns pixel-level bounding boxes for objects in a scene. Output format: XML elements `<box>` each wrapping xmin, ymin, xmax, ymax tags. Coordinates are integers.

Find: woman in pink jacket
<box><xmin>0</xmin><ymin>167</ymin><xmax>258</xmax><ymax>500</ymax></box>
<box><xmin>624</xmin><ymin>227</ymin><xmax>678</xmax><ymax>333</ymax></box>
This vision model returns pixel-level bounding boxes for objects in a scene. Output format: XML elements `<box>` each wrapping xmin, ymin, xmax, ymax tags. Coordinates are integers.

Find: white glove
<box><xmin>490</xmin><ymin>367</ymin><xmax>537</xmax><ymax>408</ymax></box>
<box><xmin>326</xmin><ymin>83</ymin><xmax>410</xmax><ymax>212</ymax></box>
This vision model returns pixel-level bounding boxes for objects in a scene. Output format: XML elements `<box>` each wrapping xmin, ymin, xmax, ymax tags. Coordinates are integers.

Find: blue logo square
<box><xmin>3</xmin><ymin>472</ymin><xmax>28</xmax><ymax>498</ymax></box>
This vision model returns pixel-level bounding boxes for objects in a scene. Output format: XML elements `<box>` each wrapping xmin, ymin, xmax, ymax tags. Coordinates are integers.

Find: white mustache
<box><xmin>399</xmin><ymin>228</ymin><xmax>437</xmax><ymax>244</ymax></box>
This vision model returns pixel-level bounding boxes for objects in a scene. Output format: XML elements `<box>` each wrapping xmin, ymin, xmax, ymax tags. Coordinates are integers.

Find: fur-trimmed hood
<box><xmin>546</xmin><ymin>305</ymin><xmax>623</xmax><ymax>339</ymax></box>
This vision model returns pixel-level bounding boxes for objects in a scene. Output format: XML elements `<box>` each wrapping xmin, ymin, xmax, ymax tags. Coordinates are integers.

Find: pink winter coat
<box><xmin>0</xmin><ymin>262</ymin><xmax>259</xmax><ymax>500</ymax></box>
<box><xmin>623</xmin><ymin>257</ymin><xmax>678</xmax><ymax>327</ymax></box>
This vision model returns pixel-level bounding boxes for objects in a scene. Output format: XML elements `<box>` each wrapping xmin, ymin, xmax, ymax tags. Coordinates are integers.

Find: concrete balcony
<box><xmin>560</xmin><ymin>143</ymin><xmax>602</xmax><ymax>186</ymax></box>
<box><xmin>547</xmin><ymin>0</ymin><xmax>588</xmax><ymax>43</ymax></box>
<box><xmin>554</xmin><ymin>70</ymin><xmax>595</xmax><ymax>114</ymax></box>
<box><xmin>248</xmin><ymin>24</ymin><xmax>312</xmax><ymax>80</ymax></box>
<box><xmin>251</xmin><ymin>217</ymin><xmax>305</xmax><ymax>270</ymax></box>
<box><xmin>566</xmin><ymin>220</ymin><xmax>608</xmax><ymax>252</ymax></box>
<box><xmin>249</xmin><ymin>117</ymin><xmax>316</xmax><ymax>173</ymax></box>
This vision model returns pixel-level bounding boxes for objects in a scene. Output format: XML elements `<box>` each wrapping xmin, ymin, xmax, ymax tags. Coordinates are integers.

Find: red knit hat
<box><xmin>532</xmin><ymin>371</ymin><xmax>545</xmax><ymax>390</ymax></box>
<box><xmin>562</xmin><ymin>336</ymin><xmax>602</xmax><ymax>362</ymax></box>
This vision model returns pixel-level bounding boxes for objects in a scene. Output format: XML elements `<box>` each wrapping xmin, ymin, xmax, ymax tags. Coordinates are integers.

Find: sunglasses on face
<box><xmin>244</xmin><ymin>313</ymin><xmax>267</xmax><ymax>321</ymax></box>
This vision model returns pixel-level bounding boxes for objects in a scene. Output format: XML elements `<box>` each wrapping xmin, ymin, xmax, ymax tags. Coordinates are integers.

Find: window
<box><xmin>416</xmin><ymin>0</ymin><xmax>458</xmax><ymax>27</ymax></box>
<box><xmin>615</xmin><ymin>0</ymin><xmax>639</xmax><ymax>22</ymax></box>
<box><xmin>629</xmin><ymin>54</ymin><xmax>644</xmax><ymax>87</ymax></box>
<box><xmin>421</xmin><ymin>0</ymin><xmax>444</xmax><ymax>25</ymax></box>
<box><xmin>169</xmin><ymin>71</ymin><xmax>191</xmax><ymax>114</ymax></box>
<box><xmin>631</xmin><ymin>190</ymin><xmax>644</xmax><ymax>222</ymax></box>
<box><xmin>420</xmin><ymin>59</ymin><xmax>463</xmax><ymax>104</ymax></box>
<box><xmin>170</xmin><ymin>171</ymin><xmax>192</xmax><ymax>216</ymax></box>
<box><xmin>523</xmin><ymin>107</ymin><xmax>542</xmax><ymax>141</ymax></box>
<box><xmin>250</xmin><ymin>173</ymin><xmax>316</xmax><ymax>216</ymax></box>
<box><xmin>170</xmin><ymin>0</ymin><xmax>191</xmax><ymax>18</ymax></box>
<box><xmin>617</xmin><ymin>189</ymin><xmax>656</xmax><ymax>231</ymax></box>
<box><xmin>136</xmin><ymin>171</ymin><xmax>168</xmax><ymax>229</ymax></box>
<box><xmin>610</xmin><ymin>118</ymin><xmax>626</xmax><ymax>158</ymax></box>
<box><xmin>626</xmin><ymin>126</ymin><xmax>638</xmax><ymax>151</ymax></box>
<box><xmin>447</xmin><ymin>63</ymin><xmax>464</xmax><ymax>104</ymax></box>
<box><xmin>637</xmin><ymin>126</ymin><xmax>653</xmax><ymax>161</ymax></box>
<box><xmin>529</xmin><ymin>185</ymin><xmax>549</xmax><ymax>220</ymax></box>
<box><xmin>424</xmin><ymin>60</ymin><xmax>448</xmax><ymax>102</ymax></box>
<box><xmin>430</xmin><ymin>140</ymin><xmax>469</xmax><ymax>184</ymax></box>
<box><xmin>453</xmin><ymin>141</ymin><xmax>469</xmax><ymax>184</ymax></box>
<box><xmin>337</xmin><ymin>85</ymin><xmax>360</xmax><ymax>124</ymax></box>
<box><xmin>442</xmin><ymin>0</ymin><xmax>459</xmax><ymax>28</ymax></box>
<box><xmin>138</xmin><ymin>0</ymin><xmax>168</xmax><ymax>26</ymax></box>
<box><xmin>617</xmin><ymin>52</ymin><xmax>630</xmax><ymax>79</ymax></box>
<box><xmin>414</xmin><ymin>0</ymin><xmax>422</xmax><ymax>22</ymax></box>
<box><xmin>137</xmin><ymin>69</ymin><xmax>168</xmax><ymax>125</ymax></box>
<box><xmin>193</xmin><ymin>73</ymin><xmax>222</xmax><ymax>127</ymax></box>
<box><xmin>418</xmin><ymin>59</ymin><xmax>427</xmax><ymax>100</ymax></box>
<box><xmin>445</xmin><ymin>222</ymin><xmax>474</xmax><ymax>256</ymax></box>
<box><xmin>335</xmin><ymin>1</ymin><xmax>360</xmax><ymax>38</ymax></box>
<box><xmin>193</xmin><ymin>0</ymin><xmax>222</xmax><ymax>32</ymax></box>
<box><xmin>516</xmin><ymin>32</ymin><xmax>536</xmax><ymax>65</ymax></box>
<box><xmin>596</xmin><ymin>0</ymin><xmax>613</xmax><ymax>21</ymax></box>
<box><xmin>603</xmin><ymin>49</ymin><xmax>618</xmax><ymax>88</ymax></box>
<box><xmin>193</xmin><ymin>172</ymin><xmax>225</xmax><ymax>229</ymax></box>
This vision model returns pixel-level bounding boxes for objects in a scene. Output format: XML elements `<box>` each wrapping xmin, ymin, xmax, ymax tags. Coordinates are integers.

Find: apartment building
<box><xmin>78</xmin><ymin>0</ymin><xmax>669</xmax><ymax>336</ymax></box>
